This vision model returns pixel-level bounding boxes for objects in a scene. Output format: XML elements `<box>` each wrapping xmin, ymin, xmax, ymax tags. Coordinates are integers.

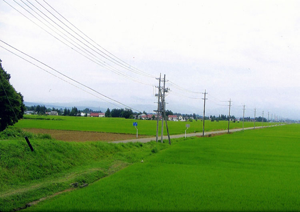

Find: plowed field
<box><xmin>24</xmin><ymin>129</ymin><xmax>149</xmax><ymax>142</ymax></box>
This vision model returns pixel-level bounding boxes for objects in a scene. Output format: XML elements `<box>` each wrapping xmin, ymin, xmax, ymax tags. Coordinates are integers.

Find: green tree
<box><xmin>165</xmin><ymin>110</ymin><xmax>173</xmax><ymax>116</ymax></box>
<box><xmin>122</xmin><ymin>109</ymin><xmax>133</xmax><ymax>119</ymax></box>
<box><xmin>0</xmin><ymin>60</ymin><xmax>25</xmax><ymax>131</ymax></box>
<box><xmin>105</xmin><ymin>108</ymin><xmax>111</xmax><ymax>117</ymax></box>
<box><xmin>70</xmin><ymin>107</ymin><xmax>78</xmax><ymax>116</ymax></box>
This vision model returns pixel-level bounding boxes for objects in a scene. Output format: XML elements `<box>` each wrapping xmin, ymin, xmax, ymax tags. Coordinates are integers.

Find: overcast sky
<box><xmin>1</xmin><ymin>0</ymin><xmax>300</xmax><ymax>120</ymax></box>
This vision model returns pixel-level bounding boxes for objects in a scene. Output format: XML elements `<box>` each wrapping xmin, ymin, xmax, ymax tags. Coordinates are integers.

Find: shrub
<box><xmin>151</xmin><ymin>147</ymin><xmax>159</xmax><ymax>153</ymax></box>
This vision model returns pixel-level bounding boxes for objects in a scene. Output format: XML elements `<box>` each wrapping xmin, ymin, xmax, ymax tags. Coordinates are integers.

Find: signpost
<box><xmin>133</xmin><ymin>122</ymin><xmax>138</xmax><ymax>138</ymax></box>
<box><xmin>185</xmin><ymin>124</ymin><xmax>190</xmax><ymax>138</ymax></box>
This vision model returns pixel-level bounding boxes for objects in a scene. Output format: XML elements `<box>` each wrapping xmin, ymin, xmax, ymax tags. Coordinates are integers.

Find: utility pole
<box><xmin>228</xmin><ymin>99</ymin><xmax>231</xmax><ymax>133</ymax></box>
<box><xmin>161</xmin><ymin>75</ymin><xmax>165</xmax><ymax>143</ymax></box>
<box><xmin>242</xmin><ymin>105</ymin><xmax>245</xmax><ymax>131</ymax></box>
<box><xmin>254</xmin><ymin>108</ymin><xmax>256</xmax><ymax>129</ymax></box>
<box><xmin>162</xmin><ymin>74</ymin><xmax>171</xmax><ymax>145</ymax></box>
<box><xmin>262</xmin><ymin>111</ymin><xmax>264</xmax><ymax>128</ymax></box>
<box><xmin>155</xmin><ymin>74</ymin><xmax>161</xmax><ymax>143</ymax></box>
<box><xmin>268</xmin><ymin>112</ymin><xmax>270</xmax><ymax>127</ymax></box>
<box><xmin>202</xmin><ymin>90</ymin><xmax>208</xmax><ymax>137</ymax></box>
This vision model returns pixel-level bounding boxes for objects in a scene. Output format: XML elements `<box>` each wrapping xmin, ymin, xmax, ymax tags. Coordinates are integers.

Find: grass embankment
<box><xmin>0</xmin><ymin>127</ymin><xmax>170</xmax><ymax>211</ymax></box>
<box><xmin>15</xmin><ymin>115</ymin><xmax>273</xmax><ymax>136</ymax></box>
<box><xmin>28</xmin><ymin>124</ymin><xmax>300</xmax><ymax>211</ymax></box>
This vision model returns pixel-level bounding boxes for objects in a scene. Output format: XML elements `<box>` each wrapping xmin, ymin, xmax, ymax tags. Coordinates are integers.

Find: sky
<box><xmin>0</xmin><ymin>0</ymin><xmax>300</xmax><ymax>120</ymax></box>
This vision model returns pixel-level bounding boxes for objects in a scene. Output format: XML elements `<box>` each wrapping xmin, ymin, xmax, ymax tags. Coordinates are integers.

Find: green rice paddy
<box><xmin>26</xmin><ymin>124</ymin><xmax>300</xmax><ymax>211</ymax></box>
<box><xmin>15</xmin><ymin>115</ymin><xmax>271</xmax><ymax>136</ymax></box>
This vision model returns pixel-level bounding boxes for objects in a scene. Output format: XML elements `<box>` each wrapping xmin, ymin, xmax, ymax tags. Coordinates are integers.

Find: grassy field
<box><xmin>26</xmin><ymin>124</ymin><xmax>300</xmax><ymax>211</ymax></box>
<box><xmin>0</xmin><ymin>127</ymin><xmax>171</xmax><ymax>211</ymax></box>
<box><xmin>14</xmin><ymin>115</ymin><xmax>272</xmax><ymax>136</ymax></box>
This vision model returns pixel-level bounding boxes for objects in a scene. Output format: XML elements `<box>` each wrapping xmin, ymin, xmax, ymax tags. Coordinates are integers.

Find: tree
<box><xmin>70</xmin><ymin>107</ymin><xmax>78</xmax><ymax>116</ymax></box>
<box><xmin>0</xmin><ymin>60</ymin><xmax>25</xmax><ymax>131</ymax></box>
<box><xmin>165</xmin><ymin>110</ymin><xmax>173</xmax><ymax>116</ymax></box>
<box><xmin>111</xmin><ymin>108</ymin><xmax>124</xmax><ymax>117</ymax></box>
<box><xmin>105</xmin><ymin>108</ymin><xmax>111</xmax><ymax>117</ymax></box>
<box><xmin>122</xmin><ymin>109</ymin><xmax>133</xmax><ymax>119</ymax></box>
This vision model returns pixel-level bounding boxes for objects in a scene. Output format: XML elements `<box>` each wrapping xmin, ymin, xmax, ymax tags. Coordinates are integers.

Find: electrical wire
<box><xmin>41</xmin><ymin>0</ymin><xmax>156</xmax><ymax>79</ymax></box>
<box><xmin>4</xmin><ymin>0</ymin><xmax>156</xmax><ymax>87</ymax></box>
<box><xmin>0</xmin><ymin>40</ymin><xmax>142</xmax><ymax>112</ymax></box>
<box><xmin>168</xmin><ymin>80</ymin><xmax>203</xmax><ymax>94</ymax></box>
<box><xmin>168</xmin><ymin>89</ymin><xmax>202</xmax><ymax>100</ymax></box>
<box><xmin>3</xmin><ymin>0</ymin><xmax>271</xmax><ymax>115</ymax></box>
<box><xmin>20</xmin><ymin>0</ymin><xmax>156</xmax><ymax>81</ymax></box>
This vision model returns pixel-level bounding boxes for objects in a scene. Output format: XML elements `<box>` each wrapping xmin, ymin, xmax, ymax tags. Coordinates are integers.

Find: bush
<box><xmin>151</xmin><ymin>147</ymin><xmax>159</xmax><ymax>153</ymax></box>
<box><xmin>0</xmin><ymin>127</ymin><xmax>51</xmax><ymax>140</ymax></box>
<box><xmin>37</xmin><ymin>134</ymin><xmax>52</xmax><ymax>139</ymax></box>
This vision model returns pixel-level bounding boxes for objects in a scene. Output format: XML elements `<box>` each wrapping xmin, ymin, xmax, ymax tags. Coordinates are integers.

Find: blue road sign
<box><xmin>133</xmin><ymin>122</ymin><xmax>138</xmax><ymax>127</ymax></box>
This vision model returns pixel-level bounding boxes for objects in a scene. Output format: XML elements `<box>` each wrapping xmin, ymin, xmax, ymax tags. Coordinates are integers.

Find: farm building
<box><xmin>90</xmin><ymin>113</ymin><xmax>105</xmax><ymax>117</ymax></box>
<box><xmin>168</xmin><ymin>115</ymin><xmax>178</xmax><ymax>121</ymax></box>
<box><xmin>46</xmin><ymin>111</ymin><xmax>58</xmax><ymax>116</ymax></box>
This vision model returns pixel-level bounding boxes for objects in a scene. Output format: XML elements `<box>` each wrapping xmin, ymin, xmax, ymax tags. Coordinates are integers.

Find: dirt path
<box><xmin>23</xmin><ymin>129</ymin><xmax>150</xmax><ymax>142</ymax></box>
<box><xmin>110</xmin><ymin>125</ymin><xmax>280</xmax><ymax>143</ymax></box>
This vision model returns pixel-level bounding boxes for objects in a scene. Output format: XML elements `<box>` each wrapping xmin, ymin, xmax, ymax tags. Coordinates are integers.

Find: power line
<box><xmin>40</xmin><ymin>0</ymin><xmax>156</xmax><ymax>79</ymax></box>
<box><xmin>168</xmin><ymin>80</ymin><xmax>202</xmax><ymax>94</ymax></box>
<box><xmin>4</xmin><ymin>0</ymin><xmax>155</xmax><ymax>87</ymax></box>
<box><xmin>168</xmin><ymin>90</ymin><xmax>202</xmax><ymax>99</ymax></box>
<box><xmin>0</xmin><ymin>40</ymin><xmax>141</xmax><ymax>112</ymax></box>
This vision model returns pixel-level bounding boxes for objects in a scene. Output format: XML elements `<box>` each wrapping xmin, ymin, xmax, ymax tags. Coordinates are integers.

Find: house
<box><xmin>90</xmin><ymin>112</ymin><xmax>105</xmax><ymax>117</ymax></box>
<box><xmin>168</xmin><ymin>115</ymin><xmax>178</xmax><ymax>121</ymax></box>
<box><xmin>138</xmin><ymin>114</ymin><xmax>147</xmax><ymax>120</ymax></box>
<box><xmin>90</xmin><ymin>113</ymin><xmax>100</xmax><ymax>117</ymax></box>
<box><xmin>147</xmin><ymin>114</ymin><xmax>154</xmax><ymax>119</ymax></box>
<box><xmin>49</xmin><ymin>111</ymin><xmax>58</xmax><ymax>116</ymax></box>
<box><xmin>25</xmin><ymin>111</ymin><xmax>35</xmax><ymax>115</ymax></box>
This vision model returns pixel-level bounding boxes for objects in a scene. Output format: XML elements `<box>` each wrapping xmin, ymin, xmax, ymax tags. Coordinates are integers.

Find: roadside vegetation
<box><xmin>26</xmin><ymin>124</ymin><xmax>300</xmax><ymax>211</ymax></box>
<box><xmin>0</xmin><ymin>127</ymin><xmax>170</xmax><ymax>211</ymax></box>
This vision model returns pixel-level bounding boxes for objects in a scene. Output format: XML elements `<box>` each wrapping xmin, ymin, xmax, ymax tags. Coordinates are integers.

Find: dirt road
<box><xmin>110</xmin><ymin>125</ymin><xmax>276</xmax><ymax>143</ymax></box>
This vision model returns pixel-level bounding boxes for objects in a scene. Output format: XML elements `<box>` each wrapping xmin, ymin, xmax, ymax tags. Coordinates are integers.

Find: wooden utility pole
<box><xmin>202</xmin><ymin>90</ymin><xmax>207</xmax><ymax>137</ymax></box>
<box><xmin>228</xmin><ymin>99</ymin><xmax>231</xmax><ymax>133</ymax></box>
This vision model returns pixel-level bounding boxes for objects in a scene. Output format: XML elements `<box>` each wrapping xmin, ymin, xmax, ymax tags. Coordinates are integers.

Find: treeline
<box><xmin>210</xmin><ymin>115</ymin><xmax>236</xmax><ymax>122</ymax></box>
<box><xmin>26</xmin><ymin>105</ymin><xmax>58</xmax><ymax>115</ymax></box>
<box><xmin>25</xmin><ymin>105</ymin><xmax>102</xmax><ymax>116</ymax></box>
<box><xmin>209</xmin><ymin>115</ymin><xmax>268</xmax><ymax>122</ymax></box>
<box><xmin>104</xmin><ymin>108</ymin><xmax>133</xmax><ymax>119</ymax></box>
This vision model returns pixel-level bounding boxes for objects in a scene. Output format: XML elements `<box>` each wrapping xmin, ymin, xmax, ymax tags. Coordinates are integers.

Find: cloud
<box><xmin>1</xmin><ymin>0</ymin><xmax>300</xmax><ymax>119</ymax></box>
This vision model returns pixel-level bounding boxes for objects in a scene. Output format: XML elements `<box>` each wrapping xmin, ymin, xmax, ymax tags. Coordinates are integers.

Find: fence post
<box><xmin>25</xmin><ymin>137</ymin><xmax>34</xmax><ymax>152</ymax></box>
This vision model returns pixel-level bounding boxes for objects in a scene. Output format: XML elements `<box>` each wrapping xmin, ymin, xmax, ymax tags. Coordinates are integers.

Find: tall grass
<box><xmin>0</xmin><ymin>127</ymin><xmax>170</xmax><ymax>211</ymax></box>
<box><xmin>28</xmin><ymin>124</ymin><xmax>300</xmax><ymax>211</ymax></box>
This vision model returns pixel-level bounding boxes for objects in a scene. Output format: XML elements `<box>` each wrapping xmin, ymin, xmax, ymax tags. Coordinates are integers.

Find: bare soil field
<box><xmin>23</xmin><ymin>129</ymin><xmax>149</xmax><ymax>142</ymax></box>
